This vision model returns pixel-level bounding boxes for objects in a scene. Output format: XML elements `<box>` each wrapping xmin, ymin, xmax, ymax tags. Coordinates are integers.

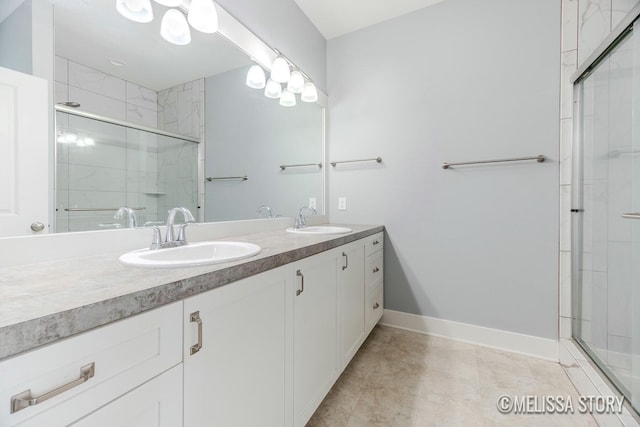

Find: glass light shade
<box><xmin>270</xmin><ymin>57</ymin><xmax>290</xmax><ymax>83</ymax></box>
<box><xmin>264</xmin><ymin>79</ymin><xmax>282</xmax><ymax>99</ymax></box>
<box><xmin>153</xmin><ymin>0</ymin><xmax>181</xmax><ymax>6</ymax></box>
<box><xmin>188</xmin><ymin>0</ymin><xmax>219</xmax><ymax>33</ymax></box>
<box><xmin>161</xmin><ymin>9</ymin><xmax>191</xmax><ymax>46</ymax></box>
<box><xmin>246</xmin><ymin>65</ymin><xmax>266</xmax><ymax>89</ymax></box>
<box><xmin>279</xmin><ymin>89</ymin><xmax>296</xmax><ymax>107</ymax></box>
<box><xmin>116</xmin><ymin>0</ymin><xmax>153</xmax><ymax>23</ymax></box>
<box><xmin>301</xmin><ymin>82</ymin><xmax>318</xmax><ymax>103</ymax></box>
<box><xmin>287</xmin><ymin>70</ymin><xmax>305</xmax><ymax>93</ymax></box>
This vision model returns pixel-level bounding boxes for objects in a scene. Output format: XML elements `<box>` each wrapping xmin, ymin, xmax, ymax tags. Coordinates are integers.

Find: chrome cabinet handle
<box><xmin>342</xmin><ymin>252</ymin><xmax>348</xmax><ymax>270</ymax></box>
<box><xmin>296</xmin><ymin>270</ymin><xmax>304</xmax><ymax>296</ymax></box>
<box><xmin>372</xmin><ymin>240</ymin><xmax>380</xmax><ymax>245</ymax></box>
<box><xmin>373</xmin><ymin>267</ymin><xmax>380</xmax><ymax>273</ymax></box>
<box><xmin>622</xmin><ymin>213</ymin><xmax>640</xmax><ymax>219</ymax></box>
<box><xmin>11</xmin><ymin>362</ymin><xmax>95</xmax><ymax>414</ymax></box>
<box><xmin>190</xmin><ymin>311</ymin><xmax>203</xmax><ymax>355</ymax></box>
<box><xmin>373</xmin><ymin>303</ymin><xmax>380</xmax><ymax>309</ymax></box>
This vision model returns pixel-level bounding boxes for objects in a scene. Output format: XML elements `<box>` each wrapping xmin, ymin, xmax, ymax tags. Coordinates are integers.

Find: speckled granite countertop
<box><xmin>0</xmin><ymin>224</ymin><xmax>383</xmax><ymax>360</ymax></box>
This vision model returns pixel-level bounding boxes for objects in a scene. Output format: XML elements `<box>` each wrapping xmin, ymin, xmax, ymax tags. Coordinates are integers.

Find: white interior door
<box><xmin>0</xmin><ymin>66</ymin><xmax>49</xmax><ymax>236</ymax></box>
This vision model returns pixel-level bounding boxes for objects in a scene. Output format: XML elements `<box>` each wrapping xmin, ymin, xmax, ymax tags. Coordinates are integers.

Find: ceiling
<box><xmin>54</xmin><ymin>0</ymin><xmax>251</xmax><ymax>91</ymax></box>
<box><xmin>293</xmin><ymin>0</ymin><xmax>446</xmax><ymax>39</ymax></box>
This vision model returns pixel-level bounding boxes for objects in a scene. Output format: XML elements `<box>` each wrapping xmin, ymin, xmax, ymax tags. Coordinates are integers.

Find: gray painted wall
<box><xmin>0</xmin><ymin>0</ymin><xmax>32</xmax><ymax>74</ymax></box>
<box><xmin>327</xmin><ymin>0</ymin><xmax>561</xmax><ymax>339</ymax></box>
<box><xmin>205</xmin><ymin>67</ymin><xmax>324</xmax><ymax>221</ymax></box>
<box><xmin>215</xmin><ymin>0</ymin><xmax>327</xmax><ymax>92</ymax></box>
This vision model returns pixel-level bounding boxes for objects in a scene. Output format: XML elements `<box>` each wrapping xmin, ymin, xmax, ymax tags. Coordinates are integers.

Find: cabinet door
<box><xmin>70</xmin><ymin>365</ymin><xmax>182</xmax><ymax>427</ymax></box>
<box><xmin>339</xmin><ymin>242</ymin><xmax>365</xmax><ymax>368</ymax></box>
<box><xmin>183</xmin><ymin>267</ymin><xmax>289</xmax><ymax>427</ymax></box>
<box><xmin>293</xmin><ymin>251</ymin><xmax>338</xmax><ymax>427</ymax></box>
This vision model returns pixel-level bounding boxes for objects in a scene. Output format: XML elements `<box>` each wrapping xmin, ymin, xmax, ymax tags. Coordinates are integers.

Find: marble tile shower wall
<box><xmin>55</xmin><ymin>56</ymin><xmax>162</xmax><ymax>231</ymax></box>
<box><xmin>157</xmin><ymin>80</ymin><xmax>205</xmax><ymax>222</ymax></box>
<box><xmin>559</xmin><ymin>0</ymin><xmax>640</xmax><ymax>342</ymax></box>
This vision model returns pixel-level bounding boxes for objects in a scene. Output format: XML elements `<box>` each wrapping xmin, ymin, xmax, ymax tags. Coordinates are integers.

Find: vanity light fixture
<box><xmin>301</xmin><ymin>82</ymin><xmax>318</xmax><ymax>103</ymax></box>
<box><xmin>246</xmin><ymin>64</ymin><xmax>266</xmax><ymax>89</ymax></box>
<box><xmin>187</xmin><ymin>0</ymin><xmax>219</xmax><ymax>33</ymax></box>
<box><xmin>117</xmin><ymin>0</ymin><xmax>219</xmax><ymax>46</ymax></box>
<box><xmin>270</xmin><ymin>56</ymin><xmax>291</xmax><ymax>83</ymax></box>
<box><xmin>287</xmin><ymin>70</ymin><xmax>305</xmax><ymax>94</ymax></box>
<box><xmin>161</xmin><ymin>8</ymin><xmax>191</xmax><ymax>45</ymax></box>
<box><xmin>116</xmin><ymin>0</ymin><xmax>153</xmax><ymax>23</ymax></box>
<box><xmin>279</xmin><ymin>88</ymin><xmax>296</xmax><ymax>107</ymax></box>
<box><xmin>264</xmin><ymin>79</ymin><xmax>282</xmax><ymax>98</ymax></box>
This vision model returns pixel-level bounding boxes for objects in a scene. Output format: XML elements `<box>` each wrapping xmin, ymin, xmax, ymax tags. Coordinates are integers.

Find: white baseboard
<box><xmin>380</xmin><ymin>309</ymin><xmax>559</xmax><ymax>362</ymax></box>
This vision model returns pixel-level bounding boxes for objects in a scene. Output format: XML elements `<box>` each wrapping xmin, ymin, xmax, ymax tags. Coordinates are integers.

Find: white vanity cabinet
<box><xmin>0</xmin><ymin>302</ymin><xmax>183</xmax><ymax>427</ymax></box>
<box><xmin>183</xmin><ymin>266</ymin><xmax>292</xmax><ymax>427</ymax></box>
<box><xmin>338</xmin><ymin>241</ymin><xmax>366</xmax><ymax>367</ymax></box>
<box><xmin>293</xmin><ymin>250</ymin><xmax>339</xmax><ymax>427</ymax></box>
<box><xmin>365</xmin><ymin>232</ymin><xmax>384</xmax><ymax>334</ymax></box>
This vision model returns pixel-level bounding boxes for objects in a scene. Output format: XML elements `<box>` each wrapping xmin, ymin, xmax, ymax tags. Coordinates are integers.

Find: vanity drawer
<box><xmin>366</xmin><ymin>284</ymin><xmax>384</xmax><ymax>334</ymax></box>
<box><xmin>0</xmin><ymin>302</ymin><xmax>182</xmax><ymax>427</ymax></box>
<box><xmin>366</xmin><ymin>250</ymin><xmax>384</xmax><ymax>286</ymax></box>
<box><xmin>365</xmin><ymin>232</ymin><xmax>384</xmax><ymax>257</ymax></box>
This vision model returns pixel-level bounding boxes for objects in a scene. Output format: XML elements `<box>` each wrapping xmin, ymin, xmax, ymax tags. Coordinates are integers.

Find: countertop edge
<box><xmin>1</xmin><ymin>225</ymin><xmax>384</xmax><ymax>360</ymax></box>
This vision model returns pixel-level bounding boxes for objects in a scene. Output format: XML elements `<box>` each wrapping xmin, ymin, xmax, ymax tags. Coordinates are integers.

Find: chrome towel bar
<box><xmin>330</xmin><ymin>157</ymin><xmax>382</xmax><ymax>167</ymax></box>
<box><xmin>206</xmin><ymin>176</ymin><xmax>248</xmax><ymax>182</ymax></box>
<box><xmin>64</xmin><ymin>207</ymin><xmax>146</xmax><ymax>212</ymax></box>
<box><xmin>280</xmin><ymin>162</ymin><xmax>322</xmax><ymax>170</ymax></box>
<box><xmin>442</xmin><ymin>155</ymin><xmax>545</xmax><ymax>169</ymax></box>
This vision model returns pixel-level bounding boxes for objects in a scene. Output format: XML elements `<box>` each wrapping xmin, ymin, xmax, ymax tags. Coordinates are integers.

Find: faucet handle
<box><xmin>150</xmin><ymin>227</ymin><xmax>163</xmax><ymax>250</ymax></box>
<box><xmin>177</xmin><ymin>223</ymin><xmax>189</xmax><ymax>243</ymax></box>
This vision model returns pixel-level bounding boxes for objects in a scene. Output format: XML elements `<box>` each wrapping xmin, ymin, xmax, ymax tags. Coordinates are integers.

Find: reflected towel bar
<box><xmin>280</xmin><ymin>162</ymin><xmax>322</xmax><ymax>170</ymax></box>
<box><xmin>206</xmin><ymin>176</ymin><xmax>248</xmax><ymax>182</ymax></box>
<box><xmin>330</xmin><ymin>157</ymin><xmax>382</xmax><ymax>167</ymax></box>
<box><xmin>442</xmin><ymin>155</ymin><xmax>545</xmax><ymax>169</ymax></box>
<box><xmin>64</xmin><ymin>207</ymin><xmax>146</xmax><ymax>212</ymax></box>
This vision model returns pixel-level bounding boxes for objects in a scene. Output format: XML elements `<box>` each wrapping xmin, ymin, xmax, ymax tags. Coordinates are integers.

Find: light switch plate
<box><xmin>309</xmin><ymin>197</ymin><xmax>317</xmax><ymax>210</ymax></box>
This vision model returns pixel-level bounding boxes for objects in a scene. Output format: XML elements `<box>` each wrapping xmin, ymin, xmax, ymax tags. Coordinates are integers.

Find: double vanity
<box><xmin>0</xmin><ymin>223</ymin><xmax>384</xmax><ymax>426</ymax></box>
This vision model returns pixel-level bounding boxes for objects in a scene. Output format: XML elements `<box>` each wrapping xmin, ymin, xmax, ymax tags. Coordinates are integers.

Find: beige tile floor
<box><xmin>307</xmin><ymin>326</ymin><xmax>598</xmax><ymax>427</ymax></box>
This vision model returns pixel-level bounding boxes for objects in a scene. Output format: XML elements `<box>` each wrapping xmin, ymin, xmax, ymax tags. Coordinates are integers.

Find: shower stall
<box><xmin>572</xmin><ymin>7</ymin><xmax>640</xmax><ymax>414</ymax></box>
<box><xmin>55</xmin><ymin>107</ymin><xmax>199</xmax><ymax>233</ymax></box>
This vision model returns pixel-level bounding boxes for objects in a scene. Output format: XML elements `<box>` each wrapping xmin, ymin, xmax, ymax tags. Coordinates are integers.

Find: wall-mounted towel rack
<box><xmin>206</xmin><ymin>176</ymin><xmax>248</xmax><ymax>182</ymax></box>
<box><xmin>442</xmin><ymin>155</ymin><xmax>545</xmax><ymax>169</ymax></box>
<box><xmin>279</xmin><ymin>162</ymin><xmax>322</xmax><ymax>170</ymax></box>
<box><xmin>64</xmin><ymin>207</ymin><xmax>146</xmax><ymax>212</ymax></box>
<box><xmin>330</xmin><ymin>157</ymin><xmax>382</xmax><ymax>167</ymax></box>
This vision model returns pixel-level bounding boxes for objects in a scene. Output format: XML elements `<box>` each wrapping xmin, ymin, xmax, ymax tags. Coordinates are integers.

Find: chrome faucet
<box><xmin>257</xmin><ymin>205</ymin><xmax>273</xmax><ymax>218</ymax></box>
<box><xmin>114</xmin><ymin>207</ymin><xmax>137</xmax><ymax>228</ymax></box>
<box><xmin>150</xmin><ymin>207</ymin><xmax>196</xmax><ymax>250</ymax></box>
<box><xmin>294</xmin><ymin>205</ymin><xmax>317</xmax><ymax>229</ymax></box>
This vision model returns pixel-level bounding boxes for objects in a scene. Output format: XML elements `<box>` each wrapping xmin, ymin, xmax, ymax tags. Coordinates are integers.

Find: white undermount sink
<box><xmin>286</xmin><ymin>226</ymin><xmax>352</xmax><ymax>235</ymax></box>
<box><xmin>119</xmin><ymin>241</ymin><xmax>261</xmax><ymax>268</ymax></box>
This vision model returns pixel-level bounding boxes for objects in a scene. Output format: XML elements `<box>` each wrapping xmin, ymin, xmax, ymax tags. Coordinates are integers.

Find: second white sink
<box><xmin>286</xmin><ymin>226</ymin><xmax>352</xmax><ymax>235</ymax></box>
<box><xmin>119</xmin><ymin>241</ymin><xmax>261</xmax><ymax>268</ymax></box>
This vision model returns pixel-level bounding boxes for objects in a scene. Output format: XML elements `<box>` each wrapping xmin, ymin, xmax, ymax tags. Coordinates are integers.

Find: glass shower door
<box><xmin>573</xmin><ymin>20</ymin><xmax>640</xmax><ymax>412</ymax></box>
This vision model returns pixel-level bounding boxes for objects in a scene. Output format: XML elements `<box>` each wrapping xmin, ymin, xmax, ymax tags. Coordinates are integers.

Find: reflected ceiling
<box><xmin>54</xmin><ymin>0</ymin><xmax>250</xmax><ymax>91</ymax></box>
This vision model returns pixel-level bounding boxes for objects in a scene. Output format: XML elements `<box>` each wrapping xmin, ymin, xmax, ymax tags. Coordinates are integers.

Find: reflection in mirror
<box><xmin>31</xmin><ymin>0</ymin><xmax>325</xmax><ymax>234</ymax></box>
<box><xmin>205</xmin><ymin>67</ymin><xmax>324</xmax><ymax>221</ymax></box>
<box><xmin>55</xmin><ymin>110</ymin><xmax>198</xmax><ymax>232</ymax></box>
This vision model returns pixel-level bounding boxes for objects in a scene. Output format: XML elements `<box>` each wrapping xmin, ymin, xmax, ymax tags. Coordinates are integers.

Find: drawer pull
<box><xmin>373</xmin><ymin>267</ymin><xmax>380</xmax><ymax>273</ymax></box>
<box><xmin>296</xmin><ymin>270</ymin><xmax>304</xmax><ymax>296</ymax></box>
<box><xmin>373</xmin><ymin>302</ymin><xmax>380</xmax><ymax>309</ymax></box>
<box><xmin>190</xmin><ymin>311</ymin><xmax>203</xmax><ymax>355</ymax></box>
<box><xmin>11</xmin><ymin>362</ymin><xmax>96</xmax><ymax>414</ymax></box>
<box><xmin>342</xmin><ymin>252</ymin><xmax>348</xmax><ymax>270</ymax></box>
<box><xmin>373</xmin><ymin>240</ymin><xmax>380</xmax><ymax>245</ymax></box>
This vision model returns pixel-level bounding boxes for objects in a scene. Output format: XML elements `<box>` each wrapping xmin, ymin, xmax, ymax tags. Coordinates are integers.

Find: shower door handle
<box><xmin>622</xmin><ymin>213</ymin><xmax>640</xmax><ymax>219</ymax></box>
